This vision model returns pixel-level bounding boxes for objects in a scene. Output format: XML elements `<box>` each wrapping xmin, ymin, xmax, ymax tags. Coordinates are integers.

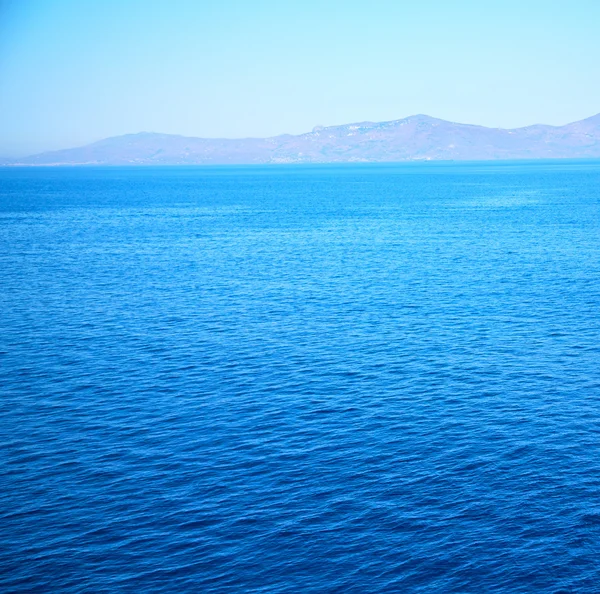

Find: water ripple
<box><xmin>1</xmin><ymin>163</ymin><xmax>600</xmax><ymax>592</ymax></box>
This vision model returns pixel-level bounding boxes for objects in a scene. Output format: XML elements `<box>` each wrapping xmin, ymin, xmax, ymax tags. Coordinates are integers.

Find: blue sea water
<box><xmin>1</xmin><ymin>161</ymin><xmax>600</xmax><ymax>593</ymax></box>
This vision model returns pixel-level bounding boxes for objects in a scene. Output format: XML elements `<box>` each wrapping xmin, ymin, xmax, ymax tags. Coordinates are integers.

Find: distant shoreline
<box><xmin>2</xmin><ymin>112</ymin><xmax>599</xmax><ymax>167</ymax></box>
<box><xmin>2</xmin><ymin>158</ymin><xmax>600</xmax><ymax>171</ymax></box>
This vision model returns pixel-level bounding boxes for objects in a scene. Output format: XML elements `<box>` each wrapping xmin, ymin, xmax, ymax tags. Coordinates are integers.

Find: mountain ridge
<box><xmin>4</xmin><ymin>113</ymin><xmax>600</xmax><ymax>166</ymax></box>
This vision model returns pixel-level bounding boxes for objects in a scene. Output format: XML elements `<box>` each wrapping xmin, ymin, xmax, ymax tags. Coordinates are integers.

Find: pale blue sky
<box><xmin>1</xmin><ymin>0</ymin><xmax>599</xmax><ymax>156</ymax></box>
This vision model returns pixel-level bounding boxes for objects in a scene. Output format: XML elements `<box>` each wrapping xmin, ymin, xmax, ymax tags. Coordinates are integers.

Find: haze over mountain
<box><xmin>4</xmin><ymin>113</ymin><xmax>600</xmax><ymax>166</ymax></box>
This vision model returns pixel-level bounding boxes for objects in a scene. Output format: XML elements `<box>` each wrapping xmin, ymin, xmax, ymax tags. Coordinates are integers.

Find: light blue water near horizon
<box><xmin>1</xmin><ymin>162</ymin><xmax>600</xmax><ymax>592</ymax></box>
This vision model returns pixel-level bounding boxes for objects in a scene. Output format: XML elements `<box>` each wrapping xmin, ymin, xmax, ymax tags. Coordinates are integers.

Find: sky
<box><xmin>0</xmin><ymin>0</ymin><xmax>599</xmax><ymax>157</ymax></box>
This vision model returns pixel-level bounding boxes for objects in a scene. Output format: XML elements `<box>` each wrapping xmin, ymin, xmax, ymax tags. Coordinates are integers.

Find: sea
<box><xmin>1</xmin><ymin>161</ymin><xmax>599</xmax><ymax>593</ymax></box>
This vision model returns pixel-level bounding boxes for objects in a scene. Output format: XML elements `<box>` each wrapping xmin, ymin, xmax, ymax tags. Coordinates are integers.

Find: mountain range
<box><xmin>4</xmin><ymin>113</ymin><xmax>600</xmax><ymax>165</ymax></box>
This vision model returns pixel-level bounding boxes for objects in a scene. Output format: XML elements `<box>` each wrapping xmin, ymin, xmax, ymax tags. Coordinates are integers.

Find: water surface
<box><xmin>1</xmin><ymin>162</ymin><xmax>600</xmax><ymax>592</ymax></box>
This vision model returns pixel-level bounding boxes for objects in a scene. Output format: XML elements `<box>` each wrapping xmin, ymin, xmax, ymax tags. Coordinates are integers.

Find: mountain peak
<box><xmin>5</xmin><ymin>113</ymin><xmax>600</xmax><ymax>166</ymax></box>
<box><xmin>404</xmin><ymin>114</ymin><xmax>441</xmax><ymax>122</ymax></box>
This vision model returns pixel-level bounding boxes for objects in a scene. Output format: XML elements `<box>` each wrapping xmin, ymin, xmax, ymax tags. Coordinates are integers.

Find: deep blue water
<box><xmin>1</xmin><ymin>162</ymin><xmax>600</xmax><ymax>593</ymax></box>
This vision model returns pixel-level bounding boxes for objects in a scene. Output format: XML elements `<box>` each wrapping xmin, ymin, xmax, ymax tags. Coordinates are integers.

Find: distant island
<box><xmin>4</xmin><ymin>113</ymin><xmax>600</xmax><ymax>166</ymax></box>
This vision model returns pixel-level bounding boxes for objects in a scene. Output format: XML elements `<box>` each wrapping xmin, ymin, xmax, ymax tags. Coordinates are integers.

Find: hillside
<box><xmin>6</xmin><ymin>113</ymin><xmax>600</xmax><ymax>165</ymax></box>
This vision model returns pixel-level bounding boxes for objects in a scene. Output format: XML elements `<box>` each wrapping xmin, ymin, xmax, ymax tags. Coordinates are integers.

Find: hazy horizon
<box><xmin>6</xmin><ymin>110</ymin><xmax>600</xmax><ymax>159</ymax></box>
<box><xmin>1</xmin><ymin>0</ymin><xmax>599</xmax><ymax>157</ymax></box>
